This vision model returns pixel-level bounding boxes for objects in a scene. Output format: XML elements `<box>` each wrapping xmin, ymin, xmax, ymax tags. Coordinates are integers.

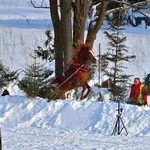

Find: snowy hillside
<box><xmin>0</xmin><ymin>1</ymin><xmax>150</xmax><ymax>149</ymax></box>
<box><xmin>0</xmin><ymin>0</ymin><xmax>50</xmax><ymax>71</ymax></box>
<box><xmin>0</xmin><ymin>96</ymin><xmax>150</xmax><ymax>149</ymax></box>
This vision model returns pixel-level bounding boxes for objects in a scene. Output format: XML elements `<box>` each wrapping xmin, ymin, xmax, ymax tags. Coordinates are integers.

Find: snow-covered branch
<box><xmin>105</xmin><ymin>0</ymin><xmax>150</xmax><ymax>15</ymax></box>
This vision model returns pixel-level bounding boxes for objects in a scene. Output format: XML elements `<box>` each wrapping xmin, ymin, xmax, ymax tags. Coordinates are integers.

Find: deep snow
<box><xmin>0</xmin><ymin>1</ymin><xmax>150</xmax><ymax>149</ymax></box>
<box><xmin>0</xmin><ymin>96</ymin><xmax>150</xmax><ymax>150</ymax></box>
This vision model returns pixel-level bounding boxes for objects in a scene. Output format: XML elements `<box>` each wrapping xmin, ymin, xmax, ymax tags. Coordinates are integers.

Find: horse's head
<box><xmin>78</xmin><ymin>43</ymin><xmax>97</xmax><ymax>66</ymax></box>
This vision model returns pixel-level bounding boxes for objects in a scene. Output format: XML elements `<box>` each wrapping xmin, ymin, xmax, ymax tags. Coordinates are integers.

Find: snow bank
<box><xmin>0</xmin><ymin>96</ymin><xmax>149</xmax><ymax>136</ymax></box>
<box><xmin>0</xmin><ymin>96</ymin><xmax>149</xmax><ymax>149</ymax></box>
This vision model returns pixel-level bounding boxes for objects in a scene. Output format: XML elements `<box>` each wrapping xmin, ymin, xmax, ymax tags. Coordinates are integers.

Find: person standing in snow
<box><xmin>128</xmin><ymin>78</ymin><xmax>147</xmax><ymax>106</ymax></box>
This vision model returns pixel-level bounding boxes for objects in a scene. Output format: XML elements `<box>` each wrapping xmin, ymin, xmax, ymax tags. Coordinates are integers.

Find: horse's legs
<box><xmin>81</xmin><ymin>82</ymin><xmax>91</xmax><ymax>100</ymax></box>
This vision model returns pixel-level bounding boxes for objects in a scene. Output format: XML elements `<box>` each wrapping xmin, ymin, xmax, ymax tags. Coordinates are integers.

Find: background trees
<box><xmin>101</xmin><ymin>11</ymin><xmax>136</xmax><ymax>97</ymax></box>
<box><xmin>0</xmin><ymin>61</ymin><xmax>17</xmax><ymax>89</ymax></box>
<box><xmin>30</xmin><ymin>0</ymin><xmax>109</xmax><ymax>76</ymax></box>
<box><xmin>31</xmin><ymin>0</ymin><xmax>148</xmax><ymax>77</ymax></box>
<box><xmin>18</xmin><ymin>53</ymin><xmax>54</xmax><ymax>99</ymax></box>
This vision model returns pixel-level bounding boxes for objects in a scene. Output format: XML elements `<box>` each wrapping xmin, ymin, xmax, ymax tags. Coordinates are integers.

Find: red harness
<box><xmin>71</xmin><ymin>59</ymin><xmax>89</xmax><ymax>73</ymax></box>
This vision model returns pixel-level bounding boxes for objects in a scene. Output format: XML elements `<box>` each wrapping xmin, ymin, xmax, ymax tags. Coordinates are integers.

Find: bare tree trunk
<box><xmin>49</xmin><ymin>0</ymin><xmax>63</xmax><ymax>77</ymax></box>
<box><xmin>86</xmin><ymin>0</ymin><xmax>110</xmax><ymax>46</ymax></box>
<box><xmin>73</xmin><ymin>0</ymin><xmax>91</xmax><ymax>44</ymax></box>
<box><xmin>50</xmin><ymin>0</ymin><xmax>72</xmax><ymax>76</ymax></box>
<box><xmin>54</xmin><ymin>30</ymin><xmax>64</xmax><ymax>77</ymax></box>
<box><xmin>60</xmin><ymin>0</ymin><xmax>72</xmax><ymax>70</ymax></box>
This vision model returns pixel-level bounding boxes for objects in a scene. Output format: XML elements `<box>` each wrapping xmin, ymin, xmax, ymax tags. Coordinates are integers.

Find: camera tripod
<box><xmin>112</xmin><ymin>98</ymin><xmax>128</xmax><ymax>135</ymax></box>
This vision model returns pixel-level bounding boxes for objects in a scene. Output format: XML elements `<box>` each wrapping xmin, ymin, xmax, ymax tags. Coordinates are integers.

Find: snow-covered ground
<box><xmin>0</xmin><ymin>1</ymin><xmax>150</xmax><ymax>149</ymax></box>
<box><xmin>0</xmin><ymin>0</ymin><xmax>51</xmax><ymax>71</ymax></box>
<box><xmin>0</xmin><ymin>96</ymin><xmax>150</xmax><ymax>150</ymax></box>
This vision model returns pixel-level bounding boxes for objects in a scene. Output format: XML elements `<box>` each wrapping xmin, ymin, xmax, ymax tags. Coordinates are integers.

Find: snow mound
<box><xmin>0</xmin><ymin>96</ymin><xmax>149</xmax><ymax>136</ymax></box>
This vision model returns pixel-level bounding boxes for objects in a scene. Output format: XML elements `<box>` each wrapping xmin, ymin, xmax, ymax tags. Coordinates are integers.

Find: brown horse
<box><xmin>53</xmin><ymin>42</ymin><xmax>97</xmax><ymax>99</ymax></box>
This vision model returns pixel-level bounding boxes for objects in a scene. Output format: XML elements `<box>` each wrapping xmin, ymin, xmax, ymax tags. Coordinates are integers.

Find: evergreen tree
<box><xmin>0</xmin><ymin>60</ymin><xmax>18</xmax><ymax>88</ymax></box>
<box><xmin>18</xmin><ymin>53</ymin><xmax>56</xmax><ymax>99</ymax></box>
<box><xmin>35</xmin><ymin>30</ymin><xmax>54</xmax><ymax>62</ymax></box>
<box><xmin>101</xmin><ymin>19</ymin><xmax>136</xmax><ymax>99</ymax></box>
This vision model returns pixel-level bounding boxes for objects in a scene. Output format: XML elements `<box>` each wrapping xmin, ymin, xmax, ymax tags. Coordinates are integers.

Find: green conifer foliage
<box><xmin>0</xmin><ymin>61</ymin><xmax>18</xmax><ymax>88</ymax></box>
<box><xmin>18</xmin><ymin>54</ymin><xmax>56</xmax><ymax>99</ymax></box>
<box><xmin>35</xmin><ymin>30</ymin><xmax>54</xmax><ymax>62</ymax></box>
<box><xmin>18</xmin><ymin>31</ymin><xmax>59</xmax><ymax>100</ymax></box>
<box><xmin>101</xmin><ymin>19</ymin><xmax>136</xmax><ymax>98</ymax></box>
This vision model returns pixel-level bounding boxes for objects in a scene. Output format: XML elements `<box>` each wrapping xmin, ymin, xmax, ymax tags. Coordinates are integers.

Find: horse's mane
<box><xmin>72</xmin><ymin>41</ymin><xmax>92</xmax><ymax>58</ymax></box>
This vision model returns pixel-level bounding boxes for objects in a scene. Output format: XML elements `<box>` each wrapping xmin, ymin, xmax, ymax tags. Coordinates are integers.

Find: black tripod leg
<box><xmin>111</xmin><ymin>116</ymin><xmax>120</xmax><ymax>135</ymax></box>
<box><xmin>120</xmin><ymin>117</ymin><xmax>128</xmax><ymax>135</ymax></box>
<box><xmin>112</xmin><ymin>116</ymin><xmax>128</xmax><ymax>135</ymax></box>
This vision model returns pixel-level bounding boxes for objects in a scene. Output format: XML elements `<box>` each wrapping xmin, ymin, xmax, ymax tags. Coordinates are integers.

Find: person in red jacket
<box><xmin>128</xmin><ymin>78</ymin><xmax>147</xmax><ymax>106</ymax></box>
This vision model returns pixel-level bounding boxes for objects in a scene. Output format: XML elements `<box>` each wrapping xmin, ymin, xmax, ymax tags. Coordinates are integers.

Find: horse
<box><xmin>53</xmin><ymin>42</ymin><xmax>97</xmax><ymax>100</ymax></box>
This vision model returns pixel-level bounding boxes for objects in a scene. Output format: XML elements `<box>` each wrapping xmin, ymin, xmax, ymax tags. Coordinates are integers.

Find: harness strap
<box><xmin>57</xmin><ymin>59</ymin><xmax>89</xmax><ymax>88</ymax></box>
<box><xmin>72</xmin><ymin>60</ymin><xmax>79</xmax><ymax>71</ymax></box>
<box><xmin>58</xmin><ymin>64</ymin><xmax>84</xmax><ymax>88</ymax></box>
<box><xmin>79</xmin><ymin>67</ymin><xmax>89</xmax><ymax>72</ymax></box>
<box><xmin>72</xmin><ymin>59</ymin><xmax>89</xmax><ymax>72</ymax></box>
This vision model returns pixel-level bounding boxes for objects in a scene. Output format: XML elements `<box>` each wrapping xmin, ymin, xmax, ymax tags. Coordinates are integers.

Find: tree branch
<box><xmin>86</xmin><ymin>0</ymin><xmax>110</xmax><ymax>45</ymax></box>
<box><xmin>105</xmin><ymin>0</ymin><xmax>150</xmax><ymax>15</ymax></box>
<box><xmin>30</xmin><ymin>0</ymin><xmax>50</xmax><ymax>9</ymax></box>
